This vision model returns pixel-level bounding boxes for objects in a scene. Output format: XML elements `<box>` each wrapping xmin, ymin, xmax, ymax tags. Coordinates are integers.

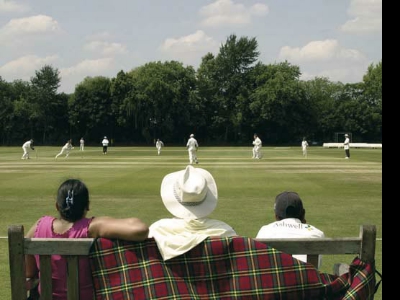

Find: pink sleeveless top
<box><xmin>34</xmin><ymin>215</ymin><xmax>94</xmax><ymax>300</ymax></box>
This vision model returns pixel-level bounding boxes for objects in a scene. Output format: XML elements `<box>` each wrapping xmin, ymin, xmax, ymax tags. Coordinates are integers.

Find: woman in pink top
<box><xmin>25</xmin><ymin>178</ymin><xmax>149</xmax><ymax>300</ymax></box>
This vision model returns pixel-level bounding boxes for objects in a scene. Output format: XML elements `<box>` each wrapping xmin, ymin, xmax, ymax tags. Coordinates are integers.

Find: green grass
<box><xmin>0</xmin><ymin>146</ymin><xmax>382</xmax><ymax>299</ymax></box>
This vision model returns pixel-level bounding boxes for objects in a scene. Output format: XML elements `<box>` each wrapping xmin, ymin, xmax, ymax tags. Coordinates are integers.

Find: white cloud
<box><xmin>0</xmin><ymin>0</ymin><xmax>29</xmax><ymax>13</ymax></box>
<box><xmin>0</xmin><ymin>54</ymin><xmax>59</xmax><ymax>80</ymax></box>
<box><xmin>0</xmin><ymin>15</ymin><xmax>62</xmax><ymax>46</ymax></box>
<box><xmin>300</xmin><ymin>66</ymin><xmax>367</xmax><ymax>83</ymax></box>
<box><xmin>160</xmin><ymin>30</ymin><xmax>218</xmax><ymax>66</ymax></box>
<box><xmin>249</xmin><ymin>3</ymin><xmax>269</xmax><ymax>16</ymax></box>
<box><xmin>278</xmin><ymin>39</ymin><xmax>369</xmax><ymax>83</ymax></box>
<box><xmin>161</xmin><ymin>30</ymin><xmax>217</xmax><ymax>53</ymax></box>
<box><xmin>199</xmin><ymin>0</ymin><xmax>268</xmax><ymax>27</ymax></box>
<box><xmin>0</xmin><ymin>15</ymin><xmax>60</xmax><ymax>35</ymax></box>
<box><xmin>279</xmin><ymin>39</ymin><xmax>366</xmax><ymax>62</ymax></box>
<box><xmin>59</xmin><ymin>58</ymin><xmax>115</xmax><ymax>93</ymax></box>
<box><xmin>340</xmin><ymin>0</ymin><xmax>382</xmax><ymax>34</ymax></box>
<box><xmin>84</xmin><ymin>41</ymin><xmax>128</xmax><ymax>56</ymax></box>
<box><xmin>60</xmin><ymin>58</ymin><xmax>115</xmax><ymax>77</ymax></box>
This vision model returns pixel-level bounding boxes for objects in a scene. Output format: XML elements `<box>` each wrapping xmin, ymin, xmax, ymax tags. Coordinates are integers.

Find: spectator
<box><xmin>149</xmin><ymin>165</ymin><xmax>237</xmax><ymax>260</ymax></box>
<box><xmin>256</xmin><ymin>191</ymin><xmax>325</xmax><ymax>268</ymax></box>
<box><xmin>21</xmin><ymin>139</ymin><xmax>34</xmax><ymax>160</ymax></box>
<box><xmin>186</xmin><ymin>134</ymin><xmax>199</xmax><ymax>164</ymax></box>
<box><xmin>24</xmin><ymin>178</ymin><xmax>149</xmax><ymax>300</ymax></box>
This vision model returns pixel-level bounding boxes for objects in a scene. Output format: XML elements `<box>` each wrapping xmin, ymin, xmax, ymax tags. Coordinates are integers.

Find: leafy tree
<box><xmin>69</xmin><ymin>76</ymin><xmax>112</xmax><ymax>142</ymax></box>
<box><xmin>0</xmin><ymin>77</ymin><xmax>14</xmax><ymax>144</ymax></box>
<box><xmin>3</xmin><ymin>80</ymin><xmax>33</xmax><ymax>144</ymax></box>
<box><xmin>361</xmin><ymin>61</ymin><xmax>382</xmax><ymax>141</ymax></box>
<box><xmin>110</xmin><ymin>70</ymin><xmax>136</xmax><ymax>144</ymax></box>
<box><xmin>248</xmin><ymin>61</ymin><xmax>308</xmax><ymax>143</ymax></box>
<box><xmin>301</xmin><ymin>77</ymin><xmax>344</xmax><ymax>142</ymax></box>
<box><xmin>30</xmin><ymin>65</ymin><xmax>61</xmax><ymax>144</ymax></box>
<box><xmin>198</xmin><ymin>34</ymin><xmax>260</xmax><ymax>142</ymax></box>
<box><xmin>127</xmin><ymin>61</ymin><xmax>198</xmax><ymax>143</ymax></box>
<box><xmin>363</xmin><ymin>60</ymin><xmax>382</xmax><ymax>106</ymax></box>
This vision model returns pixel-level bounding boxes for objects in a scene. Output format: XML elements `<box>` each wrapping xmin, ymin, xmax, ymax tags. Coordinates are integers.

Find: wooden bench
<box><xmin>8</xmin><ymin>224</ymin><xmax>376</xmax><ymax>300</ymax></box>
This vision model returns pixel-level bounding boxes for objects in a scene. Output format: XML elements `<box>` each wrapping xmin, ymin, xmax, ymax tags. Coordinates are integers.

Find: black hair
<box><xmin>285</xmin><ymin>206</ymin><xmax>304</xmax><ymax>219</ymax></box>
<box><xmin>57</xmin><ymin>179</ymin><xmax>89</xmax><ymax>222</ymax></box>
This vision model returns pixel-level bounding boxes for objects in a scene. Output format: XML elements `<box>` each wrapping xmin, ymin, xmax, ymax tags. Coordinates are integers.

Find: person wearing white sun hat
<box><xmin>149</xmin><ymin>165</ymin><xmax>237</xmax><ymax>260</ymax></box>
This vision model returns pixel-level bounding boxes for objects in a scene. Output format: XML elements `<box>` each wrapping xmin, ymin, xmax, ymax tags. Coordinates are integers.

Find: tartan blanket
<box><xmin>89</xmin><ymin>237</ymin><xmax>376</xmax><ymax>300</ymax></box>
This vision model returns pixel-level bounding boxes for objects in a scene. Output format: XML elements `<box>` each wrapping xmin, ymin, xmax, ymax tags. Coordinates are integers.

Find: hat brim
<box><xmin>160</xmin><ymin>168</ymin><xmax>218</xmax><ymax>219</ymax></box>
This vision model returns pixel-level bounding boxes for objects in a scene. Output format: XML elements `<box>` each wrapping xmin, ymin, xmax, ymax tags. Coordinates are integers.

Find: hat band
<box><xmin>173</xmin><ymin>181</ymin><xmax>207</xmax><ymax>207</ymax></box>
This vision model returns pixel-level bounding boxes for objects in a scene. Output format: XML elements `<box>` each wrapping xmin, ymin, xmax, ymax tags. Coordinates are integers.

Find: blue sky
<box><xmin>0</xmin><ymin>0</ymin><xmax>382</xmax><ymax>94</ymax></box>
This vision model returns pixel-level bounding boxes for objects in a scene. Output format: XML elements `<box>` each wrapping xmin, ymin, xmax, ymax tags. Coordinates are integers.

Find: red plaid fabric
<box><xmin>89</xmin><ymin>237</ymin><xmax>375</xmax><ymax>300</ymax></box>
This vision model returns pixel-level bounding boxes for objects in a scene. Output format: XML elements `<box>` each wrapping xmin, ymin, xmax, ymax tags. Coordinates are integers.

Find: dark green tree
<box><xmin>361</xmin><ymin>61</ymin><xmax>382</xmax><ymax>141</ymax></box>
<box><xmin>301</xmin><ymin>77</ymin><xmax>344</xmax><ymax>142</ymax></box>
<box><xmin>69</xmin><ymin>76</ymin><xmax>112</xmax><ymax>142</ymax></box>
<box><xmin>127</xmin><ymin>61</ymin><xmax>198</xmax><ymax>143</ymax></box>
<box><xmin>6</xmin><ymin>80</ymin><xmax>34</xmax><ymax>144</ymax></box>
<box><xmin>110</xmin><ymin>70</ymin><xmax>136</xmax><ymax>144</ymax></box>
<box><xmin>198</xmin><ymin>34</ymin><xmax>260</xmax><ymax>143</ymax></box>
<box><xmin>248</xmin><ymin>61</ymin><xmax>309</xmax><ymax>143</ymax></box>
<box><xmin>30</xmin><ymin>65</ymin><xmax>61</xmax><ymax>144</ymax></box>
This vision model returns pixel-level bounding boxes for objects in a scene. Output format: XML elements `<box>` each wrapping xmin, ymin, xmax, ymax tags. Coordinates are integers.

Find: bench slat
<box><xmin>254</xmin><ymin>238</ymin><xmax>361</xmax><ymax>254</ymax></box>
<box><xmin>67</xmin><ymin>256</ymin><xmax>80</xmax><ymax>300</ymax></box>
<box><xmin>39</xmin><ymin>256</ymin><xmax>52</xmax><ymax>300</ymax></box>
<box><xmin>8</xmin><ymin>225</ymin><xmax>27</xmax><ymax>300</ymax></box>
<box><xmin>25</xmin><ymin>238</ymin><xmax>93</xmax><ymax>255</ymax></box>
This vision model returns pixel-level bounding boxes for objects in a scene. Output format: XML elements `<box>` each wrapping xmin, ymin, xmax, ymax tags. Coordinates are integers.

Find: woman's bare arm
<box><xmin>88</xmin><ymin>217</ymin><xmax>149</xmax><ymax>241</ymax></box>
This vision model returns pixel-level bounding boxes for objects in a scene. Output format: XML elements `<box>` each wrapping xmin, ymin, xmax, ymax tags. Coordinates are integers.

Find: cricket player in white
<box><xmin>21</xmin><ymin>139</ymin><xmax>34</xmax><ymax>159</ymax></box>
<box><xmin>156</xmin><ymin>139</ymin><xmax>164</xmax><ymax>155</ymax></box>
<box><xmin>343</xmin><ymin>134</ymin><xmax>350</xmax><ymax>159</ymax></box>
<box><xmin>301</xmin><ymin>137</ymin><xmax>309</xmax><ymax>158</ymax></box>
<box><xmin>55</xmin><ymin>139</ymin><xmax>74</xmax><ymax>159</ymax></box>
<box><xmin>80</xmin><ymin>137</ymin><xmax>85</xmax><ymax>151</ymax></box>
<box><xmin>252</xmin><ymin>134</ymin><xmax>262</xmax><ymax>159</ymax></box>
<box><xmin>186</xmin><ymin>134</ymin><xmax>199</xmax><ymax>164</ymax></box>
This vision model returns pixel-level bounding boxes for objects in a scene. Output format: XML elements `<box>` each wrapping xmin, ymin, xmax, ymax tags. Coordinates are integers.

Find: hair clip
<box><xmin>66</xmin><ymin>190</ymin><xmax>74</xmax><ymax>207</ymax></box>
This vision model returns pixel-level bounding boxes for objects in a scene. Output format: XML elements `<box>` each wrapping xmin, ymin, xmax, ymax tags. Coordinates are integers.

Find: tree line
<box><xmin>0</xmin><ymin>34</ymin><xmax>382</xmax><ymax>146</ymax></box>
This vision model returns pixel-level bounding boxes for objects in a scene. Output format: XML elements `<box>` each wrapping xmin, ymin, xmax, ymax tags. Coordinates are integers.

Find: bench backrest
<box><xmin>8</xmin><ymin>224</ymin><xmax>376</xmax><ymax>300</ymax></box>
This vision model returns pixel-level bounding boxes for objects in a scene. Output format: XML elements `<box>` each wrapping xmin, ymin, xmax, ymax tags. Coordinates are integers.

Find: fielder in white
<box><xmin>21</xmin><ymin>139</ymin><xmax>34</xmax><ymax>159</ymax></box>
<box><xmin>301</xmin><ymin>137</ymin><xmax>309</xmax><ymax>158</ymax></box>
<box><xmin>186</xmin><ymin>134</ymin><xmax>199</xmax><ymax>164</ymax></box>
<box><xmin>343</xmin><ymin>134</ymin><xmax>350</xmax><ymax>159</ymax></box>
<box><xmin>156</xmin><ymin>139</ymin><xmax>164</xmax><ymax>155</ymax></box>
<box><xmin>80</xmin><ymin>137</ymin><xmax>85</xmax><ymax>151</ymax></box>
<box><xmin>55</xmin><ymin>139</ymin><xmax>74</xmax><ymax>159</ymax></box>
<box><xmin>252</xmin><ymin>133</ymin><xmax>262</xmax><ymax>159</ymax></box>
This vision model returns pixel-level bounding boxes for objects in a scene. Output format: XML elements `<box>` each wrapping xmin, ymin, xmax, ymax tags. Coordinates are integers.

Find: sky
<box><xmin>0</xmin><ymin>0</ymin><xmax>382</xmax><ymax>94</ymax></box>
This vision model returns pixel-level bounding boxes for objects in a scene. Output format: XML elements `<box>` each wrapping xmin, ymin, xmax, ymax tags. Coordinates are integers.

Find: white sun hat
<box><xmin>160</xmin><ymin>165</ymin><xmax>218</xmax><ymax>220</ymax></box>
